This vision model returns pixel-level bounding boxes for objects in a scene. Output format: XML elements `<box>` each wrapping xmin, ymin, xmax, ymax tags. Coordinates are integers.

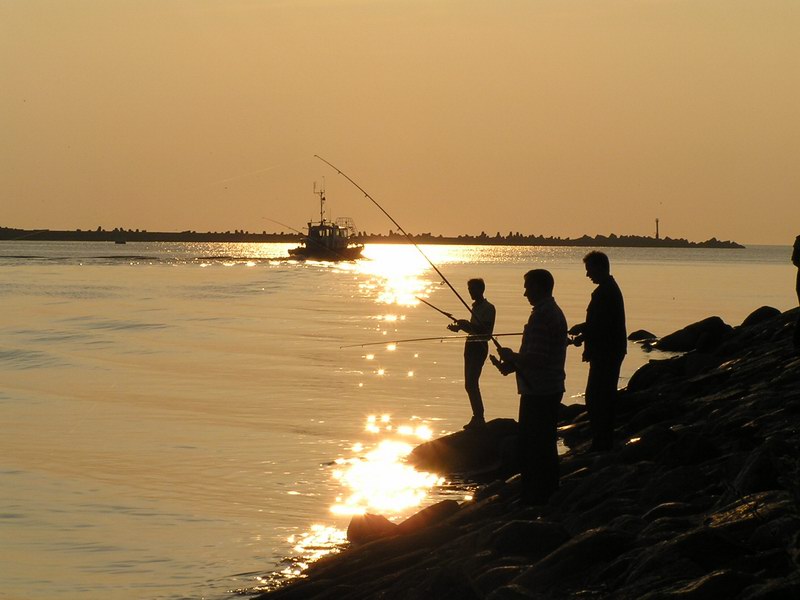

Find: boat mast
<box><xmin>314</xmin><ymin>179</ymin><xmax>326</xmax><ymax>224</ymax></box>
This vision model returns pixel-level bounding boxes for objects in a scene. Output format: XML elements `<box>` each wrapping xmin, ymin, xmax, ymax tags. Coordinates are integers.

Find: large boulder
<box><xmin>653</xmin><ymin>316</ymin><xmax>733</xmax><ymax>353</ymax></box>
<box><xmin>513</xmin><ymin>527</ymin><xmax>634</xmax><ymax>589</ymax></box>
<box><xmin>407</xmin><ymin>418</ymin><xmax>518</xmax><ymax>475</ymax></box>
<box><xmin>740</xmin><ymin>306</ymin><xmax>781</xmax><ymax>328</ymax></box>
<box><xmin>629</xmin><ymin>329</ymin><xmax>658</xmax><ymax>342</ymax></box>
<box><xmin>396</xmin><ymin>499</ymin><xmax>460</xmax><ymax>535</ymax></box>
<box><xmin>346</xmin><ymin>513</ymin><xmax>397</xmax><ymax>544</ymax></box>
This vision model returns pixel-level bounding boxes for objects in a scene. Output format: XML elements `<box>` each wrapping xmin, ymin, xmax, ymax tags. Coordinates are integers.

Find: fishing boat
<box><xmin>288</xmin><ymin>184</ymin><xmax>364</xmax><ymax>260</ymax></box>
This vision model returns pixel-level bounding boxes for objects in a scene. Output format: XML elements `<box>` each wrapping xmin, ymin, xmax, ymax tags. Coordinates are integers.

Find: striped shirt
<box><xmin>515</xmin><ymin>296</ymin><xmax>567</xmax><ymax>395</ymax></box>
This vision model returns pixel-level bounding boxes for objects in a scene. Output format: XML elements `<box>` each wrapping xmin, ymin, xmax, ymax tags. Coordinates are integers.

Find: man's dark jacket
<box><xmin>583</xmin><ymin>275</ymin><xmax>627</xmax><ymax>362</ymax></box>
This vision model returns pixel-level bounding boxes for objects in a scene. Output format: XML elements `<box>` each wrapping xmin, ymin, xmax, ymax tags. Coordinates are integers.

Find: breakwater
<box><xmin>258</xmin><ymin>307</ymin><xmax>799</xmax><ymax>599</ymax></box>
<box><xmin>0</xmin><ymin>227</ymin><xmax>743</xmax><ymax>248</ymax></box>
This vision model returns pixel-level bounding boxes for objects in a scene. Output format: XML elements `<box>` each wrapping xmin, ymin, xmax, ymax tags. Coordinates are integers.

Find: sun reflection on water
<box><xmin>330</xmin><ymin>415</ymin><xmax>442</xmax><ymax>517</ymax></box>
<box><xmin>348</xmin><ymin>245</ymin><xmax>445</xmax><ymax>306</ymax></box>
<box><xmin>281</xmin><ymin>524</ymin><xmax>348</xmax><ymax>577</ymax></box>
<box><xmin>272</xmin><ymin>415</ymin><xmax>446</xmax><ymax>588</ymax></box>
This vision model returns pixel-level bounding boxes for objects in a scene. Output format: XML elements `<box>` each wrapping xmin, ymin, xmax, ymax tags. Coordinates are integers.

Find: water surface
<box><xmin>0</xmin><ymin>242</ymin><xmax>794</xmax><ymax>599</ymax></box>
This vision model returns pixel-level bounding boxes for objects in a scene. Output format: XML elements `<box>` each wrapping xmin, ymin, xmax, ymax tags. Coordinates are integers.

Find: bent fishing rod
<box><xmin>415</xmin><ymin>296</ymin><xmax>457</xmax><ymax>322</ymax></box>
<box><xmin>314</xmin><ymin>155</ymin><xmax>501</xmax><ymax>351</ymax></box>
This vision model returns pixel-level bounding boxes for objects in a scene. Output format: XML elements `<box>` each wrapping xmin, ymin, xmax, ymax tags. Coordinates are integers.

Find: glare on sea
<box><xmin>277</xmin><ymin>415</ymin><xmax>442</xmax><ymax>583</ymax></box>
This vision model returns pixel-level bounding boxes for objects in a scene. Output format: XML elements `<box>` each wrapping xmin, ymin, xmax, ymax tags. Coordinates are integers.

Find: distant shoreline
<box><xmin>0</xmin><ymin>227</ymin><xmax>745</xmax><ymax>249</ymax></box>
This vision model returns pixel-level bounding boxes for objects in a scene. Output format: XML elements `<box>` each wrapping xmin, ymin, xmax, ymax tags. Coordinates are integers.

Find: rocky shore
<box><xmin>257</xmin><ymin>307</ymin><xmax>800</xmax><ymax>600</ymax></box>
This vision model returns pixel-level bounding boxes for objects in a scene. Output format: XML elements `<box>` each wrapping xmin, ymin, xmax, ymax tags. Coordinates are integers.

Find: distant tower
<box><xmin>655</xmin><ymin>218</ymin><xmax>660</xmax><ymax>240</ymax></box>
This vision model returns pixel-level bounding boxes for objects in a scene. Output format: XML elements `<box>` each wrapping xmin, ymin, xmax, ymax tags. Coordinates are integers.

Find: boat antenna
<box><xmin>314</xmin><ymin>155</ymin><xmax>483</xmax><ymax>331</ymax></box>
<box><xmin>314</xmin><ymin>179</ymin><xmax>326</xmax><ymax>223</ymax></box>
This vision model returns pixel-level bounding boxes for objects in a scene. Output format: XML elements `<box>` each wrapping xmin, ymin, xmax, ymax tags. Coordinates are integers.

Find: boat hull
<box><xmin>288</xmin><ymin>244</ymin><xmax>364</xmax><ymax>261</ymax></box>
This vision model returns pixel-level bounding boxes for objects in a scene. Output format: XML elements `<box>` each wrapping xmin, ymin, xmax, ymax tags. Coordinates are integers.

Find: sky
<box><xmin>2</xmin><ymin>0</ymin><xmax>798</xmax><ymax>245</ymax></box>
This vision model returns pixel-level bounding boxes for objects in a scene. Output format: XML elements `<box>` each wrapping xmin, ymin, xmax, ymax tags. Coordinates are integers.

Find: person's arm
<box><xmin>447</xmin><ymin>318</ymin><xmax>471</xmax><ymax>332</ymax></box>
<box><xmin>792</xmin><ymin>237</ymin><xmax>800</xmax><ymax>267</ymax></box>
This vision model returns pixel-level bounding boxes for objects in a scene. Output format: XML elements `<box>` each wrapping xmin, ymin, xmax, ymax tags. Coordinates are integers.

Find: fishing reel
<box><xmin>489</xmin><ymin>354</ymin><xmax>514</xmax><ymax>376</ymax></box>
<box><xmin>567</xmin><ymin>334</ymin><xmax>583</xmax><ymax>347</ymax></box>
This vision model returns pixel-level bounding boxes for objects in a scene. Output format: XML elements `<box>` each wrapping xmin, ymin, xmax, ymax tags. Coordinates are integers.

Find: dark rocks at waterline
<box><xmin>741</xmin><ymin>306</ymin><xmax>782</xmax><ymax>328</ymax></box>
<box><xmin>628</xmin><ymin>329</ymin><xmax>658</xmax><ymax>342</ymax></box>
<box><xmin>652</xmin><ymin>315</ymin><xmax>733</xmax><ymax>352</ymax></box>
<box><xmin>256</xmin><ymin>307</ymin><xmax>800</xmax><ymax>600</ymax></box>
<box><xmin>408</xmin><ymin>418</ymin><xmax>520</xmax><ymax>480</ymax></box>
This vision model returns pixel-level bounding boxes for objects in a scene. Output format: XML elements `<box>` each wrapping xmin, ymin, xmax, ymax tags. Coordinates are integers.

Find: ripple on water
<box><xmin>0</xmin><ymin>348</ymin><xmax>66</xmax><ymax>370</ymax></box>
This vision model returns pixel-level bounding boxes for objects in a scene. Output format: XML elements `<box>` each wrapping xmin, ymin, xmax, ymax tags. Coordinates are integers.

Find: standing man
<box><xmin>448</xmin><ymin>278</ymin><xmax>496</xmax><ymax>429</ymax></box>
<box><xmin>569</xmin><ymin>251</ymin><xmax>627</xmax><ymax>451</ymax></box>
<box><xmin>496</xmin><ymin>269</ymin><xmax>567</xmax><ymax>505</ymax></box>
<box><xmin>792</xmin><ymin>235</ymin><xmax>800</xmax><ymax>349</ymax></box>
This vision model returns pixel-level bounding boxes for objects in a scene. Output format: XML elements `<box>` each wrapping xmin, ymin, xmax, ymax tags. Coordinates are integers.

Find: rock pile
<box><xmin>257</xmin><ymin>307</ymin><xmax>800</xmax><ymax>600</ymax></box>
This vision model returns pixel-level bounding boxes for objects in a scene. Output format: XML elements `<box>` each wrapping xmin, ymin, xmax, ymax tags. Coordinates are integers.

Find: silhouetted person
<box><xmin>496</xmin><ymin>269</ymin><xmax>567</xmax><ymax>504</ymax></box>
<box><xmin>569</xmin><ymin>251</ymin><xmax>627</xmax><ymax>451</ymax></box>
<box><xmin>793</xmin><ymin>235</ymin><xmax>800</xmax><ymax>349</ymax></box>
<box><xmin>448</xmin><ymin>278</ymin><xmax>496</xmax><ymax>429</ymax></box>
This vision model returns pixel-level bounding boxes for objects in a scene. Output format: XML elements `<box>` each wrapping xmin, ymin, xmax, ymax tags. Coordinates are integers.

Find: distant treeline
<box><xmin>367</xmin><ymin>231</ymin><xmax>745</xmax><ymax>249</ymax></box>
<box><xmin>0</xmin><ymin>226</ymin><xmax>744</xmax><ymax>249</ymax></box>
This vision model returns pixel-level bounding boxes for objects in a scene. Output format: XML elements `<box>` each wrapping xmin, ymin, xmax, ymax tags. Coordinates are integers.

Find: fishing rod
<box><xmin>340</xmin><ymin>332</ymin><xmax>523</xmax><ymax>350</ymax></box>
<box><xmin>314</xmin><ymin>155</ymin><xmax>501</xmax><ymax>351</ymax></box>
<box><xmin>415</xmin><ymin>296</ymin><xmax>457</xmax><ymax>322</ymax></box>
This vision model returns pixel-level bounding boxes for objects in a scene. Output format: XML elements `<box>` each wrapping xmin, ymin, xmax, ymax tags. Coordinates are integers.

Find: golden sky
<box><xmin>2</xmin><ymin>0</ymin><xmax>798</xmax><ymax>244</ymax></box>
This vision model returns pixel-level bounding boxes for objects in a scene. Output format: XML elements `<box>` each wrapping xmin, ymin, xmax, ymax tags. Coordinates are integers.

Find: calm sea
<box><xmin>0</xmin><ymin>241</ymin><xmax>795</xmax><ymax>600</ymax></box>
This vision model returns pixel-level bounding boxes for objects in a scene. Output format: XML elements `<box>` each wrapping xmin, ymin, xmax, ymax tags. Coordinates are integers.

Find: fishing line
<box><xmin>340</xmin><ymin>332</ymin><xmax>523</xmax><ymax>349</ymax></box>
<box><xmin>313</xmin><ymin>156</ymin><xmax>540</xmax><ymax>388</ymax></box>
<box><xmin>202</xmin><ymin>158</ymin><xmax>306</xmax><ymax>190</ymax></box>
<box><xmin>314</xmin><ymin>155</ymin><xmax>508</xmax><ymax>353</ymax></box>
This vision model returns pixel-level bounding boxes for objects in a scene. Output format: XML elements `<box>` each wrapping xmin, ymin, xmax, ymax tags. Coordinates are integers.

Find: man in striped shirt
<box><xmin>496</xmin><ymin>269</ymin><xmax>567</xmax><ymax>505</ymax></box>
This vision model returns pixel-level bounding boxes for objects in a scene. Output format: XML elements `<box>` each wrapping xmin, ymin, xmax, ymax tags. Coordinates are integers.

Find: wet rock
<box><xmin>654</xmin><ymin>316</ymin><xmax>733</xmax><ymax>353</ymax></box>
<box><xmin>396</xmin><ymin>499</ymin><xmax>460</xmax><ymax>535</ymax></box>
<box><xmin>346</xmin><ymin>513</ymin><xmax>398</xmax><ymax>544</ymax></box>
<box><xmin>408</xmin><ymin>418</ymin><xmax>518</xmax><ymax>474</ymax></box>
<box><xmin>740</xmin><ymin>573</ymin><xmax>800</xmax><ymax>600</ymax></box>
<box><xmin>486</xmin><ymin>584</ymin><xmax>547</xmax><ymax>600</ymax></box>
<box><xmin>741</xmin><ymin>306</ymin><xmax>782</xmax><ymax>328</ymax></box>
<box><xmin>608</xmin><ymin>514</ymin><xmax>648</xmax><ymax>536</ymax></box>
<box><xmin>640</xmin><ymin>569</ymin><xmax>757</xmax><ymax>600</ymax></box>
<box><xmin>706</xmin><ymin>491</ymin><xmax>796</xmax><ymax>541</ymax></box>
<box><xmin>640</xmin><ymin>465</ymin><xmax>715</xmax><ymax>505</ymax></box>
<box><xmin>564</xmin><ymin>496</ymin><xmax>641</xmax><ymax>533</ymax></box>
<box><xmin>558</xmin><ymin>402</ymin><xmax>586</xmax><ymax>422</ymax></box>
<box><xmin>682</xmin><ymin>352</ymin><xmax>724</xmax><ymax>378</ymax></box>
<box><xmin>627</xmin><ymin>358</ymin><xmax>681</xmax><ymax>392</ymax></box>
<box><xmin>486</xmin><ymin>520</ymin><xmax>568</xmax><ymax>558</ymax></box>
<box><xmin>657</xmin><ymin>429</ymin><xmax>720</xmax><ymax>467</ymax></box>
<box><xmin>629</xmin><ymin>329</ymin><xmax>658</xmax><ymax>342</ymax></box>
<box><xmin>625</xmin><ymin>527</ymin><xmax>750</xmax><ymax>586</ymax></box>
<box><xmin>643</xmin><ymin>502</ymin><xmax>700</xmax><ymax>521</ymax></box>
<box><xmin>726</xmin><ymin>446</ymin><xmax>781</xmax><ymax>501</ymax></box>
<box><xmin>619</xmin><ymin>424</ymin><xmax>679</xmax><ymax>463</ymax></box>
<box><xmin>748</xmin><ymin>515</ymin><xmax>800</xmax><ymax>551</ymax></box>
<box><xmin>513</xmin><ymin>527</ymin><xmax>634</xmax><ymax>588</ymax></box>
<box><xmin>473</xmin><ymin>566</ymin><xmax>529</xmax><ymax>596</ymax></box>
<box><xmin>640</xmin><ymin>516</ymin><xmax>702</xmax><ymax>542</ymax></box>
